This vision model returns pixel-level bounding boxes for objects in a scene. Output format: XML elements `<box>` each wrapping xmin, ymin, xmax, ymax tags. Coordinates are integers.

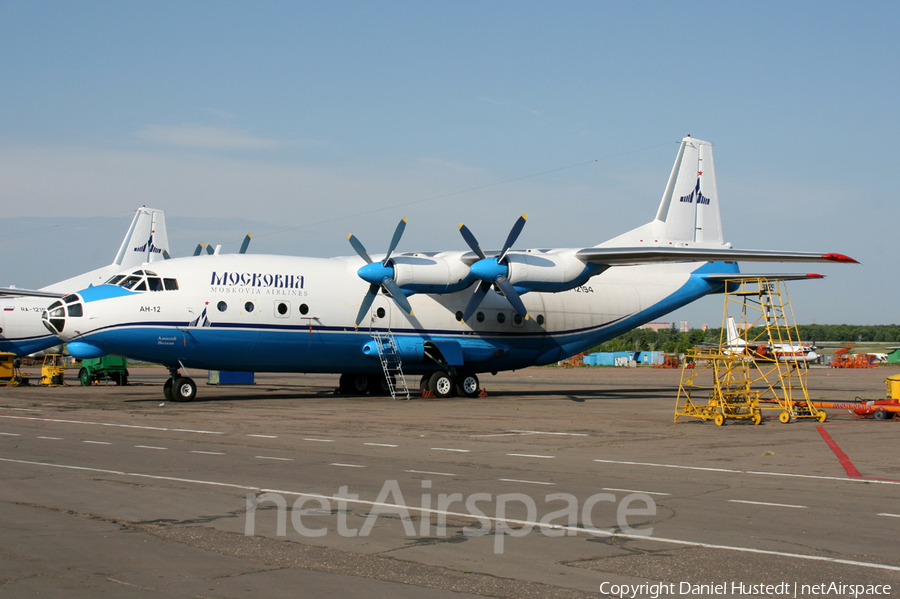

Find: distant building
<box><xmin>679</xmin><ymin>321</ymin><xmax>689</xmax><ymax>333</ymax></box>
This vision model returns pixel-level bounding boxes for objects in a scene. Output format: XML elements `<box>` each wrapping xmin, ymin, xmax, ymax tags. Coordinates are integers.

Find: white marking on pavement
<box><xmin>135</xmin><ymin>445</ymin><xmax>168</xmax><ymax>450</ymax></box>
<box><xmin>0</xmin><ymin>432</ymin><xmax>21</xmax><ymax>436</ymax></box>
<box><xmin>0</xmin><ymin>414</ymin><xmax>223</xmax><ymax>435</ymax></box>
<box><xmin>303</xmin><ymin>438</ymin><xmax>335</xmax><ymax>443</ymax></box>
<box><xmin>190</xmin><ymin>451</ymin><xmax>225</xmax><ymax>456</ymax></box>
<box><xmin>256</xmin><ymin>456</ymin><xmax>293</xmax><ymax>461</ymax></box>
<box><xmin>331</xmin><ymin>463</ymin><xmax>365</xmax><ymax>468</ymax></box>
<box><xmin>507</xmin><ymin>453</ymin><xmax>555</xmax><ymax>459</ymax></box>
<box><xmin>499</xmin><ymin>478</ymin><xmax>555</xmax><ymax>486</ymax></box>
<box><xmin>405</xmin><ymin>470</ymin><xmax>456</xmax><ymax>477</ymax></box>
<box><xmin>2</xmin><ymin>457</ymin><xmax>898</xmax><ymax>573</ymax></box>
<box><xmin>729</xmin><ymin>500</ymin><xmax>806</xmax><ymax>509</ymax></box>
<box><xmin>38</xmin><ymin>436</ymin><xmax>63</xmax><ymax>440</ymax></box>
<box><xmin>248</xmin><ymin>434</ymin><xmax>277</xmax><ymax>439</ymax></box>
<box><xmin>364</xmin><ymin>443</ymin><xmax>399</xmax><ymax>447</ymax></box>
<box><xmin>877</xmin><ymin>513</ymin><xmax>900</xmax><ymax>518</ymax></box>
<box><xmin>508</xmin><ymin>430</ymin><xmax>588</xmax><ymax>436</ymax></box>
<box><xmin>593</xmin><ymin>458</ymin><xmax>900</xmax><ymax>485</ymax></box>
<box><xmin>431</xmin><ymin>447</ymin><xmax>470</xmax><ymax>453</ymax></box>
<box><xmin>82</xmin><ymin>440</ymin><xmax>111</xmax><ymax>445</ymax></box>
<box><xmin>603</xmin><ymin>487</ymin><xmax>670</xmax><ymax>496</ymax></box>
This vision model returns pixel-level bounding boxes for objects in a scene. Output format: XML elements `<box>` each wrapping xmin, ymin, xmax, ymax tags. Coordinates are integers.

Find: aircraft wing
<box><xmin>575</xmin><ymin>247</ymin><xmax>858</xmax><ymax>266</ymax></box>
<box><xmin>0</xmin><ymin>287</ymin><xmax>65</xmax><ymax>299</ymax></box>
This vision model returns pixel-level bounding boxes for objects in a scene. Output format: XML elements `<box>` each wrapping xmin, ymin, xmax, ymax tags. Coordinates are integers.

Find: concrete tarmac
<box><xmin>0</xmin><ymin>365</ymin><xmax>898</xmax><ymax>598</ymax></box>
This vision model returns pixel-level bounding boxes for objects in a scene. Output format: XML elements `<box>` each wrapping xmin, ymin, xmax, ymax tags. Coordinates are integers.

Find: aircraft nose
<box><xmin>41</xmin><ymin>294</ymin><xmax>85</xmax><ymax>337</ymax></box>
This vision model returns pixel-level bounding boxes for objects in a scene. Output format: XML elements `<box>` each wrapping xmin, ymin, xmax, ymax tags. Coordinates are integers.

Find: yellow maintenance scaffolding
<box><xmin>675</xmin><ymin>277</ymin><xmax>826</xmax><ymax>425</ymax></box>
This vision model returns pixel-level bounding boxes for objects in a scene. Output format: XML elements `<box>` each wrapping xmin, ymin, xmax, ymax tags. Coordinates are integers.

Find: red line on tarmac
<box><xmin>816</xmin><ymin>426</ymin><xmax>861</xmax><ymax>478</ymax></box>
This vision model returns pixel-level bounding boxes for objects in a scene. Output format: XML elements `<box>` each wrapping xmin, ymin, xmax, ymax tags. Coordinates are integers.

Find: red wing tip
<box><xmin>806</xmin><ymin>273</ymin><xmax>825</xmax><ymax>279</ymax></box>
<box><xmin>822</xmin><ymin>253</ymin><xmax>859</xmax><ymax>264</ymax></box>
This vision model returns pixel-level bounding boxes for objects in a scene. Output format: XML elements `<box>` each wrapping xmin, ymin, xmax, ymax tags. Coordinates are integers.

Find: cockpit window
<box><xmin>108</xmin><ymin>269</ymin><xmax>178</xmax><ymax>292</ymax></box>
<box><xmin>67</xmin><ymin>303</ymin><xmax>83</xmax><ymax>317</ymax></box>
<box><xmin>120</xmin><ymin>275</ymin><xmax>143</xmax><ymax>290</ymax></box>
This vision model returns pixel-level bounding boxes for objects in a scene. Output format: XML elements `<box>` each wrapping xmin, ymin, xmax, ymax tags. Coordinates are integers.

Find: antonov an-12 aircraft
<box><xmin>44</xmin><ymin>138</ymin><xmax>856</xmax><ymax>401</ymax></box>
<box><xmin>0</xmin><ymin>207</ymin><xmax>168</xmax><ymax>356</ymax></box>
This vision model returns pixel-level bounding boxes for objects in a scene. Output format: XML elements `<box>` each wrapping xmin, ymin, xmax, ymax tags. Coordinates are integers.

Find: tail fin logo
<box><xmin>133</xmin><ymin>230</ymin><xmax>164</xmax><ymax>255</ymax></box>
<box><xmin>679</xmin><ymin>178</ymin><xmax>711</xmax><ymax>206</ymax></box>
<box><xmin>188</xmin><ymin>305</ymin><xmax>210</xmax><ymax>328</ymax></box>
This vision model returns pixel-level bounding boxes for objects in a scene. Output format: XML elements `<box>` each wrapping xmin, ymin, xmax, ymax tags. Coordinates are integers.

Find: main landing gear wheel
<box><xmin>172</xmin><ymin>377</ymin><xmax>197</xmax><ymax>402</ymax></box>
<box><xmin>368</xmin><ymin>374</ymin><xmax>392</xmax><ymax>396</ymax></box>
<box><xmin>339</xmin><ymin>373</ymin><xmax>370</xmax><ymax>395</ymax></box>
<box><xmin>429</xmin><ymin>371</ymin><xmax>455</xmax><ymax>398</ymax></box>
<box><xmin>163</xmin><ymin>378</ymin><xmax>174</xmax><ymax>401</ymax></box>
<box><xmin>455</xmin><ymin>372</ymin><xmax>481</xmax><ymax>398</ymax></box>
<box><xmin>778</xmin><ymin>410</ymin><xmax>792</xmax><ymax>424</ymax></box>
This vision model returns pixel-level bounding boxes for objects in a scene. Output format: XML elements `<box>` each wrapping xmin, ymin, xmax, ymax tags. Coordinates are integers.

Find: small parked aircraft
<box><xmin>0</xmin><ymin>207</ymin><xmax>168</xmax><ymax>356</ymax></box>
<box><xmin>722</xmin><ymin>316</ymin><xmax>821</xmax><ymax>363</ymax></box>
<box><xmin>43</xmin><ymin>137</ymin><xmax>856</xmax><ymax>401</ymax></box>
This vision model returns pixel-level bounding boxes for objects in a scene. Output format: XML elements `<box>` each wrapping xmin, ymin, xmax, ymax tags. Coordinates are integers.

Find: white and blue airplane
<box><xmin>0</xmin><ymin>206</ymin><xmax>168</xmax><ymax>356</ymax></box>
<box><xmin>43</xmin><ymin>138</ymin><xmax>856</xmax><ymax>401</ymax></box>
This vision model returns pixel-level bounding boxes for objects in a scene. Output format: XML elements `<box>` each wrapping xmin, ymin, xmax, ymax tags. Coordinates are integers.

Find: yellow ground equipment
<box><xmin>675</xmin><ymin>349</ymin><xmax>762</xmax><ymax>425</ymax></box>
<box><xmin>40</xmin><ymin>354</ymin><xmax>67</xmax><ymax>386</ymax></box>
<box><xmin>0</xmin><ymin>352</ymin><xmax>29</xmax><ymax>386</ymax></box>
<box><xmin>676</xmin><ymin>277</ymin><xmax>825</xmax><ymax>425</ymax></box>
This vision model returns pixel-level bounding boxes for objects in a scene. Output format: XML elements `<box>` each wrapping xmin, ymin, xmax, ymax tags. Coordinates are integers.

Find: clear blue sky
<box><xmin>0</xmin><ymin>1</ymin><xmax>896</xmax><ymax>325</ymax></box>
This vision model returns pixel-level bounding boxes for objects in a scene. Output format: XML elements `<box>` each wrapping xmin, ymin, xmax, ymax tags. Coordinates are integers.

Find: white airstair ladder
<box><xmin>370</xmin><ymin>330</ymin><xmax>411</xmax><ymax>400</ymax></box>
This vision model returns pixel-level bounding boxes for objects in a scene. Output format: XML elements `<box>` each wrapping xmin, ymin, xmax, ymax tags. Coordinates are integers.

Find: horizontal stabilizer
<box><xmin>576</xmin><ymin>247</ymin><xmax>858</xmax><ymax>266</ymax></box>
<box><xmin>700</xmin><ymin>273</ymin><xmax>825</xmax><ymax>282</ymax></box>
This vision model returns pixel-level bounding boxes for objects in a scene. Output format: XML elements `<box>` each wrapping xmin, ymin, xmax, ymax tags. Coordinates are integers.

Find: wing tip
<box><xmin>823</xmin><ymin>253</ymin><xmax>859</xmax><ymax>264</ymax></box>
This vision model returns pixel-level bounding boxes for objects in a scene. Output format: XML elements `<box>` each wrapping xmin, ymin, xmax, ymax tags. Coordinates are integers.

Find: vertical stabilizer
<box><xmin>43</xmin><ymin>207</ymin><xmax>169</xmax><ymax>293</ymax></box>
<box><xmin>114</xmin><ymin>206</ymin><xmax>169</xmax><ymax>268</ymax></box>
<box><xmin>600</xmin><ymin>137</ymin><xmax>726</xmax><ymax>248</ymax></box>
<box><xmin>656</xmin><ymin>137</ymin><xmax>723</xmax><ymax>245</ymax></box>
<box><xmin>726</xmin><ymin>316</ymin><xmax>741</xmax><ymax>347</ymax></box>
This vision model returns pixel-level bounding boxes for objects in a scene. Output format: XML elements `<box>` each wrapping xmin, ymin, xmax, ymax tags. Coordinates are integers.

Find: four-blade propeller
<box><xmin>348</xmin><ymin>218</ymin><xmax>413</xmax><ymax>326</ymax></box>
<box><xmin>458</xmin><ymin>214</ymin><xmax>529</xmax><ymax>323</ymax></box>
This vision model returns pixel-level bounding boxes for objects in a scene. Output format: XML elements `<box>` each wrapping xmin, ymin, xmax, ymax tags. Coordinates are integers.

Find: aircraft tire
<box><xmin>368</xmin><ymin>374</ymin><xmax>392</xmax><ymax>396</ymax></box>
<box><xmin>173</xmin><ymin>377</ymin><xmax>197</xmax><ymax>402</ymax></box>
<box><xmin>339</xmin><ymin>373</ymin><xmax>369</xmax><ymax>395</ymax></box>
<box><xmin>455</xmin><ymin>372</ymin><xmax>480</xmax><ymax>398</ymax></box>
<box><xmin>429</xmin><ymin>371</ymin><xmax>455</xmax><ymax>398</ymax></box>
<box><xmin>163</xmin><ymin>378</ymin><xmax>174</xmax><ymax>401</ymax></box>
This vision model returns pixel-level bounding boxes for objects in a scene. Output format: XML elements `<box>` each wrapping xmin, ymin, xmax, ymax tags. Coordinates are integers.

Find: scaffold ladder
<box><xmin>723</xmin><ymin>278</ymin><xmax>824</xmax><ymax>423</ymax></box>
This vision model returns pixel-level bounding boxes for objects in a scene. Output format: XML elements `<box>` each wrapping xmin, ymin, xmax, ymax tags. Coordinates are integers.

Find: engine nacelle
<box><xmin>505</xmin><ymin>251</ymin><xmax>606</xmax><ymax>292</ymax></box>
<box><xmin>391</xmin><ymin>253</ymin><xmax>474</xmax><ymax>294</ymax></box>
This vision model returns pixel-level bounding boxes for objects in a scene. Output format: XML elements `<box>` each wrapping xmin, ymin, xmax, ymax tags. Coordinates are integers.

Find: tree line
<box><xmin>589</xmin><ymin>324</ymin><xmax>900</xmax><ymax>355</ymax></box>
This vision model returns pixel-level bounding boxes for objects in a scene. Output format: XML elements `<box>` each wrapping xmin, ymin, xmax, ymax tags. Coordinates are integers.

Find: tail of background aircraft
<box><xmin>601</xmin><ymin>136</ymin><xmax>726</xmax><ymax>248</ymax></box>
<box><xmin>726</xmin><ymin>316</ymin><xmax>741</xmax><ymax>346</ymax></box>
<box><xmin>43</xmin><ymin>207</ymin><xmax>168</xmax><ymax>293</ymax></box>
<box><xmin>114</xmin><ymin>206</ymin><xmax>169</xmax><ymax>267</ymax></box>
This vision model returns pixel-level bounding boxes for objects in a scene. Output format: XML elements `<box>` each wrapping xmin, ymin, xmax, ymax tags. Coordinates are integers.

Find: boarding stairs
<box><xmin>369</xmin><ymin>330</ymin><xmax>411</xmax><ymax>400</ymax></box>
